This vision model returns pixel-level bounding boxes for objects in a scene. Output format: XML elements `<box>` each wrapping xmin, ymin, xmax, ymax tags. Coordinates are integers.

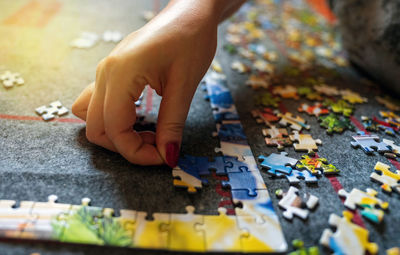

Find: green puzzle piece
<box><xmin>255</xmin><ymin>92</ymin><xmax>280</xmax><ymax>108</ymax></box>
<box><xmin>319</xmin><ymin>113</ymin><xmax>354</xmax><ymax>134</ymax></box>
<box><xmin>323</xmin><ymin>99</ymin><xmax>353</xmax><ymax>117</ymax></box>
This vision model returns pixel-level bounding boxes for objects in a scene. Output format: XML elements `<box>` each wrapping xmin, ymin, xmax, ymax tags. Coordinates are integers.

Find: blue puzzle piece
<box><xmin>222</xmin><ymin>167</ymin><xmax>266</xmax><ymax>198</ymax></box>
<box><xmin>208</xmin><ymin>156</ymin><xmax>234</xmax><ymax>175</ymax></box>
<box><xmin>215</xmin><ymin>123</ymin><xmax>248</xmax><ymax>145</ymax></box>
<box><xmin>212</xmin><ymin>109</ymin><xmax>240</xmax><ymax>122</ymax></box>
<box><xmin>285</xmin><ymin>170</ymin><xmax>318</xmax><ymax>184</ymax></box>
<box><xmin>258</xmin><ymin>152</ymin><xmax>297</xmax><ymax>175</ymax></box>
<box><xmin>351</xmin><ymin>132</ymin><xmax>392</xmax><ymax>155</ymax></box>
<box><xmin>177</xmin><ymin>156</ymin><xmax>209</xmax><ymax>185</ymax></box>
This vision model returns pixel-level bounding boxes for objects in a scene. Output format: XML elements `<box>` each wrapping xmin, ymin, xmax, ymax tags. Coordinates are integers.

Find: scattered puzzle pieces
<box><xmin>262</xmin><ymin>125</ymin><xmax>292</xmax><ymax>150</ymax></box>
<box><xmin>278</xmin><ymin>112</ymin><xmax>310</xmax><ymax>131</ymax></box>
<box><xmin>0</xmin><ymin>71</ymin><xmax>24</xmax><ymax>88</ymax></box>
<box><xmin>276</xmin><ymin>187</ymin><xmax>318</xmax><ymax>220</ymax></box>
<box><xmin>297</xmin><ymin>87</ymin><xmax>322</xmax><ymax>101</ymax></box>
<box><xmin>258</xmin><ymin>152</ymin><xmax>298</xmax><ymax>175</ymax></box>
<box><xmin>351</xmin><ymin>132</ymin><xmax>392</xmax><ymax>155</ymax></box>
<box><xmin>296</xmin><ymin>155</ymin><xmax>339</xmax><ymax>175</ymax></box>
<box><xmin>338</xmin><ymin>188</ymin><xmax>388</xmax><ymax>223</ymax></box>
<box><xmin>298</xmin><ymin>103</ymin><xmax>329</xmax><ymax>117</ymax></box>
<box><xmin>290</xmin><ymin>131</ymin><xmax>322</xmax><ymax>155</ymax></box>
<box><xmin>35</xmin><ymin>101</ymin><xmax>69</xmax><ymax>121</ymax></box>
<box><xmin>319</xmin><ymin>114</ymin><xmax>354</xmax><ymax>134</ymax></box>
<box><xmin>371</xmin><ymin>162</ymin><xmax>400</xmax><ymax>193</ymax></box>
<box><xmin>320</xmin><ymin>211</ymin><xmax>378</xmax><ymax>255</ymax></box>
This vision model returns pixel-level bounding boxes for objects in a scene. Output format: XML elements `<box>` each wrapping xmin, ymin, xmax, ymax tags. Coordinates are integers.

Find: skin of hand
<box><xmin>72</xmin><ymin>0</ymin><xmax>245</xmax><ymax>167</ymax></box>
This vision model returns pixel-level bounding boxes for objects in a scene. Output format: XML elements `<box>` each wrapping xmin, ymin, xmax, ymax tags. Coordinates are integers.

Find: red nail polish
<box><xmin>166</xmin><ymin>142</ymin><xmax>179</xmax><ymax>168</ymax></box>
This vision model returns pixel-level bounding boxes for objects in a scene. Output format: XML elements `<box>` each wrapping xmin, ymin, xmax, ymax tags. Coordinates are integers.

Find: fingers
<box><xmin>103</xmin><ymin>72</ymin><xmax>164</xmax><ymax>165</ymax></box>
<box><xmin>85</xmin><ymin>63</ymin><xmax>118</xmax><ymax>152</ymax></box>
<box><xmin>156</xmin><ymin>78</ymin><xmax>196</xmax><ymax>167</ymax></box>
<box><xmin>72</xmin><ymin>82</ymin><xmax>95</xmax><ymax>121</ymax></box>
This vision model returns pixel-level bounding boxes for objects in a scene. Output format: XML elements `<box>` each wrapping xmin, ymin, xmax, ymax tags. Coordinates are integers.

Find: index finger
<box><xmin>103</xmin><ymin>77</ymin><xmax>164</xmax><ymax>165</ymax></box>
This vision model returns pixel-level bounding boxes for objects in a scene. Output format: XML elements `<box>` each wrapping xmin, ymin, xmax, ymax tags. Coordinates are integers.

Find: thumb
<box><xmin>156</xmin><ymin>82</ymin><xmax>195</xmax><ymax>168</ymax></box>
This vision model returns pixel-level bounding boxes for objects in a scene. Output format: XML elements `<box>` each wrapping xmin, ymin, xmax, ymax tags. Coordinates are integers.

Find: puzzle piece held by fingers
<box><xmin>338</xmin><ymin>188</ymin><xmax>388</xmax><ymax>223</ymax></box>
<box><xmin>371</xmin><ymin>162</ymin><xmax>400</xmax><ymax>194</ymax></box>
<box><xmin>290</xmin><ymin>131</ymin><xmax>322</xmax><ymax>155</ymax></box>
<box><xmin>276</xmin><ymin>187</ymin><xmax>318</xmax><ymax>220</ymax></box>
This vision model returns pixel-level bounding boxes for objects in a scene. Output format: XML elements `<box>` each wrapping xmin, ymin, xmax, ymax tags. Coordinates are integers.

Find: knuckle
<box><xmin>96</xmin><ymin>56</ymin><xmax>119</xmax><ymax>76</ymax></box>
<box><xmin>86</xmin><ymin>129</ymin><xmax>101</xmax><ymax>144</ymax></box>
<box><xmin>163</xmin><ymin>121</ymin><xmax>185</xmax><ymax>136</ymax></box>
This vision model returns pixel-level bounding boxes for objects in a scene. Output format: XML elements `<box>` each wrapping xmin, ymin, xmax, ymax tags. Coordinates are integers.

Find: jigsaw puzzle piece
<box><xmin>58</xmin><ymin>198</ymin><xmax>117</xmax><ymax>245</ymax></box>
<box><xmin>115</xmin><ymin>209</ymin><xmax>137</xmax><ymax>244</ymax></box>
<box><xmin>285</xmin><ymin>169</ymin><xmax>318</xmax><ymax>184</ymax></box>
<box><xmin>172</xmin><ymin>166</ymin><xmax>202</xmax><ymax>193</ymax></box>
<box><xmin>371</xmin><ymin>162</ymin><xmax>400</xmax><ymax>193</ymax></box>
<box><xmin>383</xmin><ymin>139</ymin><xmax>400</xmax><ymax>156</ymax></box>
<box><xmin>340</xmin><ymin>89</ymin><xmax>367</xmax><ymax>104</ymax></box>
<box><xmin>338</xmin><ymin>188</ymin><xmax>388</xmax><ymax>223</ymax></box>
<box><xmin>0</xmin><ymin>70</ymin><xmax>24</xmax><ymax>88</ymax></box>
<box><xmin>319</xmin><ymin>114</ymin><xmax>354</xmax><ymax>134</ymax></box>
<box><xmin>0</xmin><ymin>199</ymin><xmax>35</xmax><ymax>238</ymax></box>
<box><xmin>351</xmin><ymin>132</ymin><xmax>392</xmax><ymax>155</ymax></box>
<box><xmin>262</xmin><ymin>125</ymin><xmax>292</xmax><ymax>150</ymax></box>
<box><xmin>278</xmin><ymin>112</ymin><xmax>310</xmax><ymax>131</ymax></box>
<box><xmin>251</xmin><ymin>108</ymin><xmax>280</xmax><ymax>126</ymax></box>
<box><xmin>258</xmin><ymin>152</ymin><xmax>297</xmax><ymax>175</ymax></box>
<box><xmin>21</xmin><ymin>195</ymin><xmax>71</xmax><ymax>240</ymax></box>
<box><xmin>272</xmin><ymin>85</ymin><xmax>299</xmax><ymax>99</ymax></box>
<box><xmin>255</xmin><ymin>92</ymin><xmax>280</xmax><ymax>108</ymax></box>
<box><xmin>213</xmin><ymin>122</ymin><xmax>248</xmax><ymax>145</ymax></box>
<box><xmin>194</xmin><ymin>208</ymin><xmax>242</xmax><ymax>252</ymax></box>
<box><xmin>297</xmin><ymin>103</ymin><xmax>329</xmax><ymax>117</ymax></box>
<box><xmin>212</xmin><ymin>106</ymin><xmax>240</xmax><ymax>122</ymax></box>
<box><xmin>134</xmin><ymin>212</ymin><xmax>170</xmax><ymax>249</ymax></box>
<box><xmin>313</xmin><ymin>84</ymin><xmax>340</xmax><ymax>96</ymax></box>
<box><xmin>324</xmin><ymin>99</ymin><xmax>353</xmax><ymax>117</ymax></box>
<box><xmin>222</xmin><ymin>167</ymin><xmax>267</xmax><ymax>198</ymax></box>
<box><xmin>246</xmin><ymin>74</ymin><xmax>270</xmax><ymax>89</ymax></box>
<box><xmin>277</xmin><ymin>187</ymin><xmax>318</xmax><ymax>220</ymax></box>
<box><xmin>296</xmin><ymin>155</ymin><xmax>340</xmax><ymax>175</ymax></box>
<box><xmin>290</xmin><ymin>131</ymin><xmax>322</xmax><ymax>155</ymax></box>
<box><xmin>169</xmin><ymin>206</ymin><xmax>205</xmax><ymax>252</ymax></box>
<box><xmin>320</xmin><ymin>211</ymin><xmax>378</xmax><ymax>255</ymax></box>
<box><xmin>215</xmin><ymin>142</ymin><xmax>252</xmax><ymax>159</ymax></box>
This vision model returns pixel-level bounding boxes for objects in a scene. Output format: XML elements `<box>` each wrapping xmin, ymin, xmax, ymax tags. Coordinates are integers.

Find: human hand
<box><xmin>72</xmin><ymin>0</ymin><xmax>219</xmax><ymax>167</ymax></box>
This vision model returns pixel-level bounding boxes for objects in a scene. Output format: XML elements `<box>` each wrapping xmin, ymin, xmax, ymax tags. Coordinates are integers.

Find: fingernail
<box><xmin>166</xmin><ymin>142</ymin><xmax>179</xmax><ymax>168</ymax></box>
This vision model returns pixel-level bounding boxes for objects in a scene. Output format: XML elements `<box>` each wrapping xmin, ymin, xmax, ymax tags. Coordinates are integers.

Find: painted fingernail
<box><xmin>166</xmin><ymin>142</ymin><xmax>179</xmax><ymax>168</ymax></box>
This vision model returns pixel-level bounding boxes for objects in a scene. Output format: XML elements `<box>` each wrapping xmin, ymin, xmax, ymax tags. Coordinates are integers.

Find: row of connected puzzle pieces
<box><xmin>0</xmin><ymin>193</ymin><xmax>287</xmax><ymax>253</ymax></box>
